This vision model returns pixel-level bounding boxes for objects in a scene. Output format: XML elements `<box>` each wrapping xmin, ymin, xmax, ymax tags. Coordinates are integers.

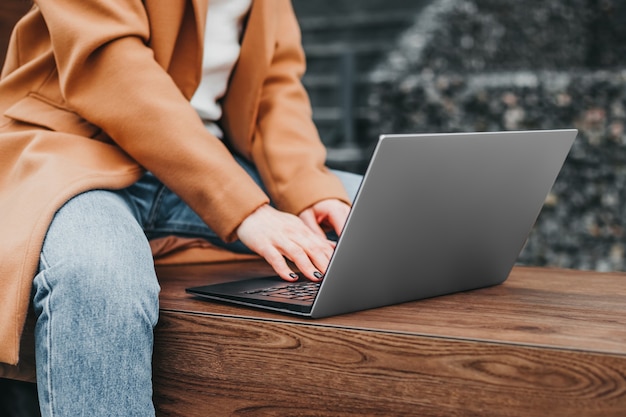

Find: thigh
<box><xmin>34</xmin><ymin>189</ymin><xmax>160</xmax><ymax>322</ymax></box>
<box><xmin>33</xmin><ymin>189</ymin><xmax>159</xmax><ymax>417</ymax></box>
<box><xmin>37</xmin><ymin>189</ymin><xmax>157</xmax><ymax>288</ymax></box>
<box><xmin>136</xmin><ymin>155</ymin><xmax>262</xmax><ymax>253</ymax></box>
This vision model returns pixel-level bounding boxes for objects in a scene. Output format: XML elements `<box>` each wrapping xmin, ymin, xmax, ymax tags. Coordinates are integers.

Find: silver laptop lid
<box><xmin>310</xmin><ymin>129</ymin><xmax>577</xmax><ymax>318</ymax></box>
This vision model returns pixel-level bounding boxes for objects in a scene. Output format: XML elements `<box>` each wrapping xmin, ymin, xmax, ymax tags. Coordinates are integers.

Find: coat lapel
<box><xmin>144</xmin><ymin>0</ymin><xmax>206</xmax><ymax>99</ymax></box>
<box><xmin>191</xmin><ymin>0</ymin><xmax>210</xmax><ymax>44</ymax></box>
<box><xmin>144</xmin><ymin>0</ymin><xmax>277</xmax><ymax>138</ymax></box>
<box><xmin>143</xmin><ymin>0</ymin><xmax>187</xmax><ymax>69</ymax></box>
<box><xmin>222</xmin><ymin>0</ymin><xmax>276</xmax><ymax>145</ymax></box>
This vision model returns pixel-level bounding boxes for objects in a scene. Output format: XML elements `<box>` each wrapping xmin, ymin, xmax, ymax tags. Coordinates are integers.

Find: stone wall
<box><xmin>365</xmin><ymin>0</ymin><xmax>626</xmax><ymax>271</ymax></box>
<box><xmin>370</xmin><ymin>70</ymin><xmax>626</xmax><ymax>270</ymax></box>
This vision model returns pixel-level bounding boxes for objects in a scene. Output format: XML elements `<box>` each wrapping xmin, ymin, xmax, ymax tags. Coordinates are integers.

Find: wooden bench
<box><xmin>152</xmin><ymin>261</ymin><xmax>626</xmax><ymax>416</ymax></box>
<box><xmin>2</xmin><ymin>261</ymin><xmax>626</xmax><ymax>415</ymax></box>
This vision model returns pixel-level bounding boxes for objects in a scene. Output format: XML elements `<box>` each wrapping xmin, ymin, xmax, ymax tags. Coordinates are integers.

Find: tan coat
<box><xmin>0</xmin><ymin>0</ymin><xmax>349</xmax><ymax>365</ymax></box>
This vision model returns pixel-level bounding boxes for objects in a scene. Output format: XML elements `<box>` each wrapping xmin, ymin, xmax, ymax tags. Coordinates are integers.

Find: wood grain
<box><xmin>4</xmin><ymin>260</ymin><xmax>626</xmax><ymax>416</ymax></box>
<box><xmin>153</xmin><ymin>311</ymin><xmax>626</xmax><ymax>417</ymax></box>
<box><xmin>156</xmin><ymin>262</ymin><xmax>626</xmax><ymax>354</ymax></box>
<box><xmin>153</xmin><ymin>262</ymin><xmax>626</xmax><ymax>416</ymax></box>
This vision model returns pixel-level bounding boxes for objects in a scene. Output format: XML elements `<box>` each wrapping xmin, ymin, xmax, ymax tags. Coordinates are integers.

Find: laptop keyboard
<box><xmin>244</xmin><ymin>281</ymin><xmax>320</xmax><ymax>302</ymax></box>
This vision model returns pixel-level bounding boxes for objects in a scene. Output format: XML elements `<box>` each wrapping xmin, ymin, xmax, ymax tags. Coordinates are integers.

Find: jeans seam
<box><xmin>38</xmin><ymin>252</ymin><xmax>56</xmax><ymax>417</ymax></box>
<box><xmin>147</xmin><ymin>224</ymin><xmax>217</xmax><ymax>238</ymax></box>
<box><xmin>143</xmin><ymin>184</ymin><xmax>220</xmax><ymax>239</ymax></box>
<box><xmin>145</xmin><ymin>183</ymin><xmax>168</xmax><ymax>228</ymax></box>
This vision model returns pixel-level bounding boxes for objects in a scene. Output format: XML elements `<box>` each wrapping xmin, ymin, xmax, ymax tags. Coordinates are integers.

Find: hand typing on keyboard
<box><xmin>237</xmin><ymin>202</ymin><xmax>347</xmax><ymax>283</ymax></box>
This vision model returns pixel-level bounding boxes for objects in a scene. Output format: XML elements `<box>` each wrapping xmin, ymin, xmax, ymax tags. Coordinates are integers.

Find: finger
<box><xmin>305</xmin><ymin>237</ymin><xmax>335</xmax><ymax>271</ymax></box>
<box><xmin>305</xmin><ymin>249</ymin><xmax>332</xmax><ymax>279</ymax></box>
<box><xmin>260</xmin><ymin>246</ymin><xmax>300</xmax><ymax>282</ymax></box>
<box><xmin>326</xmin><ymin>209</ymin><xmax>348</xmax><ymax>236</ymax></box>
<box><xmin>321</xmin><ymin>203</ymin><xmax>351</xmax><ymax>236</ymax></box>
<box><xmin>299</xmin><ymin>236</ymin><xmax>335</xmax><ymax>277</ymax></box>
<box><xmin>299</xmin><ymin>209</ymin><xmax>327</xmax><ymax>238</ymax></box>
<box><xmin>277</xmin><ymin>240</ymin><xmax>324</xmax><ymax>282</ymax></box>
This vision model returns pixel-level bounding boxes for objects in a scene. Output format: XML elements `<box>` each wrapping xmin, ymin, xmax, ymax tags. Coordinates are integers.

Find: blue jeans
<box><xmin>31</xmin><ymin>156</ymin><xmax>362</xmax><ymax>416</ymax></box>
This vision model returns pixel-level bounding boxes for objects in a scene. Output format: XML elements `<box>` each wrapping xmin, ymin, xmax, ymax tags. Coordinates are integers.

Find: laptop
<box><xmin>187</xmin><ymin>129</ymin><xmax>577</xmax><ymax>318</ymax></box>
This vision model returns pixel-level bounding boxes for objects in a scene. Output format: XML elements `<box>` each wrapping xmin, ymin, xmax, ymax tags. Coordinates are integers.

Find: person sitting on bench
<box><xmin>0</xmin><ymin>1</ymin><xmax>362</xmax><ymax>415</ymax></box>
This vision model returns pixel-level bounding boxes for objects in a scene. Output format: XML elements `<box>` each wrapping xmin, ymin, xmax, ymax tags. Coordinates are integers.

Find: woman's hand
<box><xmin>298</xmin><ymin>199</ymin><xmax>351</xmax><ymax>238</ymax></box>
<box><xmin>236</xmin><ymin>204</ymin><xmax>337</xmax><ymax>282</ymax></box>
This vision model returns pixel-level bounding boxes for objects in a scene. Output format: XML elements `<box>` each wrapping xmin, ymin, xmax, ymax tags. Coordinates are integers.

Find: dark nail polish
<box><xmin>313</xmin><ymin>271</ymin><xmax>323</xmax><ymax>279</ymax></box>
<box><xmin>289</xmin><ymin>272</ymin><xmax>299</xmax><ymax>280</ymax></box>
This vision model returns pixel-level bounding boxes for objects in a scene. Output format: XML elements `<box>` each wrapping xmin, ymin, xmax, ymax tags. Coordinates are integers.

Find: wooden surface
<box><xmin>153</xmin><ymin>261</ymin><xmax>626</xmax><ymax>416</ymax></box>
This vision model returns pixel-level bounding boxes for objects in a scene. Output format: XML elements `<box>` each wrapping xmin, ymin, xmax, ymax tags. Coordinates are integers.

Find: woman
<box><xmin>0</xmin><ymin>0</ymin><xmax>361</xmax><ymax>415</ymax></box>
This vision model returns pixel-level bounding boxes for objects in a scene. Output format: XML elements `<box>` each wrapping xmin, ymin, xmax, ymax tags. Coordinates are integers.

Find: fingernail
<box><xmin>313</xmin><ymin>271</ymin><xmax>323</xmax><ymax>279</ymax></box>
<box><xmin>289</xmin><ymin>272</ymin><xmax>299</xmax><ymax>280</ymax></box>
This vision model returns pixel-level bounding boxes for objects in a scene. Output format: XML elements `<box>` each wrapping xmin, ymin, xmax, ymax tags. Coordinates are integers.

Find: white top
<box><xmin>190</xmin><ymin>0</ymin><xmax>252</xmax><ymax>138</ymax></box>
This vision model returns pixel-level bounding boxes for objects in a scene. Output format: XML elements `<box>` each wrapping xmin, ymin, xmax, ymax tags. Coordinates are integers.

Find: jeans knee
<box><xmin>36</xmin><ymin>250</ymin><xmax>160</xmax><ymax>328</ymax></box>
<box><xmin>35</xmin><ymin>190</ymin><xmax>160</xmax><ymax>326</ymax></box>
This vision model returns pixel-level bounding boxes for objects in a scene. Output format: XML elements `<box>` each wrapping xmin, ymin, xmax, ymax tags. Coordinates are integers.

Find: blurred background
<box><xmin>292</xmin><ymin>0</ymin><xmax>626</xmax><ymax>273</ymax></box>
<box><xmin>3</xmin><ymin>0</ymin><xmax>625</xmax><ymax>273</ymax></box>
<box><xmin>1</xmin><ymin>0</ymin><xmax>626</xmax><ymax>414</ymax></box>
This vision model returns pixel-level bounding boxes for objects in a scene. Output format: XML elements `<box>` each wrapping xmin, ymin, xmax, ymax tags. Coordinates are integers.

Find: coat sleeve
<box><xmin>35</xmin><ymin>0</ymin><xmax>269</xmax><ymax>242</ymax></box>
<box><xmin>248</xmin><ymin>0</ymin><xmax>351</xmax><ymax>215</ymax></box>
